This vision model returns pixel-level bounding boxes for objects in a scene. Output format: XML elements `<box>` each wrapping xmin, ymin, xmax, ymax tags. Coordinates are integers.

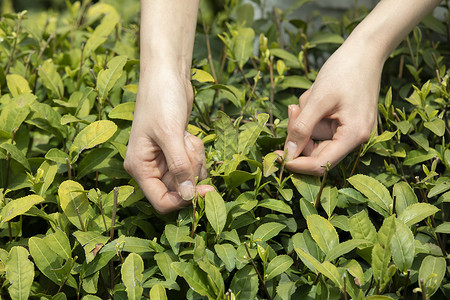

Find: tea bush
<box><xmin>0</xmin><ymin>0</ymin><xmax>449</xmax><ymax>299</ymax></box>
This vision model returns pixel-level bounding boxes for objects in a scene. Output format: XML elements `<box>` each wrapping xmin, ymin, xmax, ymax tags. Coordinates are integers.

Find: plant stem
<box><xmin>75</xmin><ymin>206</ymin><xmax>86</xmax><ymax>232</ymax></box>
<box><xmin>272</xmin><ymin>7</ymin><xmax>285</xmax><ymax>49</ymax></box>
<box><xmin>420</xmin><ymin>279</ymin><xmax>427</xmax><ymax>300</ymax></box>
<box><xmin>244</xmin><ymin>242</ymin><xmax>271</xmax><ymax>300</ymax></box>
<box><xmin>343</xmin><ymin>274</ymin><xmax>348</xmax><ymax>300</ymax></box>
<box><xmin>199</xmin><ymin>9</ymin><xmax>217</xmax><ymax>83</ymax></box>
<box><xmin>403</xmin><ymin>270</ymin><xmax>410</xmax><ymax>299</ymax></box>
<box><xmin>99</xmin><ymin>272</ymin><xmax>112</xmax><ymax>299</ymax></box>
<box><xmin>110</xmin><ymin>187</ymin><xmax>119</xmax><ymax>241</ymax></box>
<box><xmin>314</xmin><ymin>163</ymin><xmax>330</xmax><ymax>209</ymax></box>
<box><xmin>346</xmin><ymin>145</ymin><xmax>363</xmax><ymax>187</ymax></box>
<box><xmin>98</xmin><ymin>193</ymin><xmax>108</xmax><ymax>233</ymax></box>
<box><xmin>66</xmin><ymin>158</ymin><xmax>72</xmax><ymax>180</ymax></box>
<box><xmin>241</xmin><ymin>74</ymin><xmax>259</xmax><ymax>117</ymax></box>
<box><xmin>238</xmin><ymin>65</ymin><xmax>252</xmax><ymax>88</ymax></box>
<box><xmin>5</xmin><ymin>12</ymin><xmax>24</xmax><ymax>75</ymax></box>
<box><xmin>269</xmin><ymin>57</ymin><xmax>275</xmax><ymax>128</ymax></box>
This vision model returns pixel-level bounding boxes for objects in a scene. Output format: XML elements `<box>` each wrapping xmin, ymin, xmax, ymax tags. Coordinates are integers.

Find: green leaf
<box><xmin>262</xmin><ymin>152</ymin><xmax>279</xmax><ymax>177</ymax></box>
<box><xmin>372</xmin><ymin>243</ymin><xmax>392</xmax><ymax>287</ymax></box>
<box><xmin>348</xmin><ymin>174</ymin><xmax>392</xmax><ymax>216</ymax></box>
<box><xmin>5</xmin><ymin>246</ymin><xmax>34</xmax><ymax>300</ymax></box>
<box><xmin>6</xmin><ymin>74</ymin><xmax>31</xmax><ymax>98</ymax></box>
<box><xmin>391</xmin><ymin>219</ymin><xmax>415</xmax><ymax>273</ymax></box>
<box><xmin>97</xmin><ymin>56</ymin><xmax>127</xmax><ymax>103</ymax></box>
<box><xmin>291</xmin><ymin>174</ymin><xmax>320</xmax><ymax>203</ymax></box>
<box><xmin>214</xmin><ymin>111</ymin><xmax>237</xmax><ymax>161</ymax></box>
<box><xmin>154</xmin><ymin>252</ymin><xmax>177</xmax><ymax>281</ymax></box>
<box><xmin>270</xmin><ymin>48</ymin><xmax>301</xmax><ymax>68</ymax></box>
<box><xmin>265</xmin><ymin>255</ymin><xmax>293</xmax><ymax>281</ymax></box>
<box><xmin>398</xmin><ymin>203</ymin><xmax>439</xmax><ymax>226</ymax></box>
<box><xmin>84</xmin><ymin>4</ymin><xmax>120</xmax><ymax>56</ymax></box>
<box><xmin>214</xmin><ymin>243</ymin><xmax>236</xmax><ymax>272</ymax></box>
<box><xmin>35</xmin><ymin>160</ymin><xmax>58</xmax><ymax>196</ymax></box>
<box><xmin>45</xmin><ymin>148</ymin><xmax>69</xmax><ymax>164</ymax></box>
<box><xmin>0</xmin><ymin>195</ymin><xmax>44</xmax><ymax>224</ymax></box>
<box><xmin>418</xmin><ymin>256</ymin><xmax>446</xmax><ymax>298</ymax></box>
<box><xmin>121</xmin><ymin>253</ymin><xmax>144</xmax><ymax>300</ymax></box>
<box><xmin>253</xmin><ymin>222</ymin><xmax>286</xmax><ymax>242</ymax></box>
<box><xmin>377</xmin><ymin>215</ymin><xmax>396</xmax><ymax>248</ymax></box>
<box><xmin>365</xmin><ymin>296</ymin><xmax>394</xmax><ymax>300</ymax></box>
<box><xmin>230</xmin><ymin>265</ymin><xmax>258</xmax><ymax>300</ymax></box>
<box><xmin>324</xmin><ymin>239</ymin><xmax>371</xmax><ymax>261</ymax></box>
<box><xmin>205</xmin><ymin>191</ymin><xmax>227</xmax><ymax>236</ymax></box>
<box><xmin>29</xmin><ymin>237</ymin><xmax>64</xmax><ymax>285</ymax></box>
<box><xmin>149</xmin><ymin>284</ymin><xmax>167</xmax><ymax>300</ymax></box>
<box><xmin>58</xmin><ymin>180</ymin><xmax>91</xmax><ymax>230</ymax></box>
<box><xmin>344</xmin><ymin>259</ymin><xmax>365</xmax><ymax>286</ymax></box>
<box><xmin>393</xmin><ymin>181</ymin><xmax>418</xmax><ymax>215</ymax></box>
<box><xmin>233</xmin><ymin>27</ymin><xmax>255</xmax><ymax>68</ymax></box>
<box><xmin>348</xmin><ymin>210</ymin><xmax>377</xmax><ymax>243</ymax></box>
<box><xmin>70</xmin><ymin>120</ymin><xmax>117</xmax><ymax>161</ymax></box>
<box><xmin>237</xmin><ymin>113</ymin><xmax>269</xmax><ymax>155</ymax></box>
<box><xmin>299</xmin><ymin>197</ymin><xmax>318</xmax><ymax>219</ymax></box>
<box><xmin>43</xmin><ymin>228</ymin><xmax>71</xmax><ymax>260</ymax></box>
<box><xmin>321</xmin><ymin>186</ymin><xmax>338</xmax><ymax>218</ymax></box>
<box><xmin>191</xmin><ymin>68</ymin><xmax>215</xmax><ymax>82</ymax></box>
<box><xmin>73</xmin><ymin>231</ymin><xmax>110</xmax><ymax>264</ymax></box>
<box><xmin>278</xmin><ymin>75</ymin><xmax>312</xmax><ymax>90</ymax></box>
<box><xmin>428</xmin><ymin>177</ymin><xmax>450</xmax><ymax>198</ymax></box>
<box><xmin>0</xmin><ymin>143</ymin><xmax>30</xmax><ymax>171</ymax></box>
<box><xmin>164</xmin><ymin>224</ymin><xmax>189</xmax><ymax>255</ymax></box>
<box><xmin>171</xmin><ymin>262</ymin><xmax>215</xmax><ymax>299</ymax></box>
<box><xmin>435</xmin><ymin>222</ymin><xmax>450</xmax><ymax>233</ymax></box>
<box><xmin>403</xmin><ymin>149</ymin><xmax>439</xmax><ymax>166</ymax></box>
<box><xmin>309</xmin><ymin>32</ymin><xmax>344</xmax><ymax>45</ymax></box>
<box><xmin>38</xmin><ymin>59</ymin><xmax>64</xmax><ymax>98</ymax></box>
<box><xmin>307</xmin><ymin>214</ymin><xmax>339</xmax><ymax>255</ymax></box>
<box><xmin>424</xmin><ymin>118</ymin><xmax>445</xmax><ymax>136</ymax></box>
<box><xmin>257</xmin><ymin>199</ymin><xmax>293</xmax><ymax>214</ymax></box>
<box><xmin>108</xmin><ymin>102</ymin><xmax>135</xmax><ymax>121</ymax></box>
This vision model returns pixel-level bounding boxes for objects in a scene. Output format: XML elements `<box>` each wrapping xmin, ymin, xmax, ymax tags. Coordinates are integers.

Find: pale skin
<box><xmin>125</xmin><ymin>0</ymin><xmax>441</xmax><ymax>213</ymax></box>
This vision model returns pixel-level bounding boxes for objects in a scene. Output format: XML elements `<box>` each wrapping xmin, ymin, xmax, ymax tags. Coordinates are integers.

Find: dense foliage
<box><xmin>0</xmin><ymin>0</ymin><xmax>449</xmax><ymax>299</ymax></box>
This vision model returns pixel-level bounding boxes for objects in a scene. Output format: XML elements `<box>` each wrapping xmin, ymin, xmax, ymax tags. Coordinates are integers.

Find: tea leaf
<box><xmin>265</xmin><ymin>255</ymin><xmax>293</xmax><ymax>281</ymax></box>
<box><xmin>372</xmin><ymin>243</ymin><xmax>392</xmax><ymax>287</ymax></box>
<box><xmin>6</xmin><ymin>74</ymin><xmax>31</xmax><ymax>98</ymax></box>
<box><xmin>237</xmin><ymin>113</ymin><xmax>269</xmax><ymax>155</ymax></box>
<box><xmin>43</xmin><ymin>228</ymin><xmax>71</xmax><ymax>260</ymax></box>
<box><xmin>205</xmin><ymin>191</ymin><xmax>227</xmax><ymax>236</ymax></box>
<box><xmin>233</xmin><ymin>27</ymin><xmax>255</xmax><ymax>68</ymax></box>
<box><xmin>253</xmin><ymin>222</ymin><xmax>286</xmax><ymax>242</ymax></box>
<box><xmin>348</xmin><ymin>210</ymin><xmax>377</xmax><ymax>243</ymax></box>
<box><xmin>393</xmin><ymin>181</ymin><xmax>418</xmax><ymax>215</ymax></box>
<box><xmin>108</xmin><ymin>102</ymin><xmax>135</xmax><ymax>121</ymax></box>
<box><xmin>0</xmin><ymin>195</ymin><xmax>44</xmax><ymax>224</ymax></box>
<box><xmin>28</xmin><ymin>237</ymin><xmax>64</xmax><ymax>285</ymax></box>
<box><xmin>97</xmin><ymin>56</ymin><xmax>127</xmax><ymax>103</ymax></box>
<box><xmin>38</xmin><ymin>59</ymin><xmax>64</xmax><ymax>99</ymax></box>
<box><xmin>348</xmin><ymin>174</ymin><xmax>392</xmax><ymax>216</ymax></box>
<box><xmin>403</xmin><ymin>149</ymin><xmax>439</xmax><ymax>166</ymax></box>
<box><xmin>325</xmin><ymin>239</ymin><xmax>372</xmax><ymax>262</ymax></box>
<box><xmin>154</xmin><ymin>252</ymin><xmax>177</xmax><ymax>281</ymax></box>
<box><xmin>391</xmin><ymin>219</ymin><xmax>415</xmax><ymax>273</ymax></box>
<box><xmin>214</xmin><ymin>243</ymin><xmax>236</xmax><ymax>272</ymax></box>
<box><xmin>424</xmin><ymin>118</ymin><xmax>445</xmax><ymax>136</ymax></box>
<box><xmin>121</xmin><ymin>253</ymin><xmax>144</xmax><ymax>300</ymax></box>
<box><xmin>257</xmin><ymin>199</ymin><xmax>293</xmax><ymax>214</ymax></box>
<box><xmin>70</xmin><ymin>120</ymin><xmax>117</xmax><ymax>161</ymax></box>
<box><xmin>149</xmin><ymin>284</ymin><xmax>167</xmax><ymax>300</ymax></box>
<box><xmin>321</xmin><ymin>186</ymin><xmax>338</xmax><ymax>218</ymax></box>
<box><xmin>191</xmin><ymin>68</ymin><xmax>215</xmax><ymax>83</ymax></box>
<box><xmin>214</xmin><ymin>111</ymin><xmax>237</xmax><ymax>161</ymax></box>
<box><xmin>377</xmin><ymin>215</ymin><xmax>396</xmax><ymax>248</ymax></box>
<box><xmin>45</xmin><ymin>148</ymin><xmax>69</xmax><ymax>164</ymax></box>
<box><xmin>435</xmin><ymin>222</ymin><xmax>450</xmax><ymax>233</ymax></box>
<box><xmin>263</xmin><ymin>152</ymin><xmax>279</xmax><ymax>177</ymax></box>
<box><xmin>0</xmin><ymin>143</ymin><xmax>30</xmax><ymax>171</ymax></box>
<box><xmin>230</xmin><ymin>265</ymin><xmax>258</xmax><ymax>300</ymax></box>
<box><xmin>291</xmin><ymin>174</ymin><xmax>320</xmax><ymax>203</ymax></box>
<box><xmin>307</xmin><ymin>214</ymin><xmax>339</xmax><ymax>255</ymax></box>
<box><xmin>164</xmin><ymin>224</ymin><xmax>189</xmax><ymax>255</ymax></box>
<box><xmin>5</xmin><ymin>246</ymin><xmax>34</xmax><ymax>300</ymax></box>
<box><xmin>418</xmin><ymin>256</ymin><xmax>446</xmax><ymax>298</ymax></box>
<box><xmin>73</xmin><ymin>231</ymin><xmax>109</xmax><ymax>264</ymax></box>
<box><xmin>171</xmin><ymin>262</ymin><xmax>215</xmax><ymax>299</ymax></box>
<box><xmin>58</xmin><ymin>180</ymin><xmax>91</xmax><ymax>230</ymax></box>
<box><xmin>398</xmin><ymin>203</ymin><xmax>439</xmax><ymax>226</ymax></box>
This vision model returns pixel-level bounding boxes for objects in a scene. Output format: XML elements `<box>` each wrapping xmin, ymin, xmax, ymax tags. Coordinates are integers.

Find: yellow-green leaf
<box><xmin>205</xmin><ymin>191</ymin><xmax>227</xmax><ymax>236</ymax></box>
<box><xmin>5</xmin><ymin>246</ymin><xmax>34</xmax><ymax>300</ymax></box>
<box><xmin>0</xmin><ymin>195</ymin><xmax>44</xmax><ymax>224</ymax></box>
<box><xmin>6</xmin><ymin>74</ymin><xmax>31</xmax><ymax>98</ymax></box>
<box><xmin>58</xmin><ymin>180</ymin><xmax>91</xmax><ymax>230</ymax></box>
<box><xmin>108</xmin><ymin>102</ymin><xmax>135</xmax><ymax>121</ymax></box>
<box><xmin>307</xmin><ymin>214</ymin><xmax>339</xmax><ymax>255</ymax></box>
<box><xmin>121</xmin><ymin>253</ymin><xmax>144</xmax><ymax>300</ymax></box>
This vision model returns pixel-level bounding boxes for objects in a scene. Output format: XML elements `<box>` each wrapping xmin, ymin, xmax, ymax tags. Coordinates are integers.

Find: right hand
<box><xmin>124</xmin><ymin>69</ymin><xmax>214</xmax><ymax>214</ymax></box>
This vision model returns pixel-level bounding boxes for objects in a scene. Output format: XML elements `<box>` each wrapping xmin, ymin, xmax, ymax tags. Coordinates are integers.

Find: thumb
<box><xmin>159</xmin><ymin>130</ymin><xmax>195</xmax><ymax>201</ymax></box>
<box><xmin>284</xmin><ymin>103</ymin><xmax>322</xmax><ymax>161</ymax></box>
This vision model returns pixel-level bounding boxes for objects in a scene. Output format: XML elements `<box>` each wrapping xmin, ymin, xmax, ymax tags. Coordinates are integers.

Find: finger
<box><xmin>195</xmin><ymin>185</ymin><xmax>215</xmax><ymax>196</ymax></box>
<box><xmin>284</xmin><ymin>101</ymin><xmax>327</xmax><ymax>161</ymax></box>
<box><xmin>139</xmin><ymin>177</ymin><xmax>190</xmax><ymax>214</ymax></box>
<box><xmin>185</xmin><ymin>133</ymin><xmax>207</xmax><ymax>180</ymax></box>
<box><xmin>157</xmin><ymin>129</ymin><xmax>195</xmax><ymax>201</ymax></box>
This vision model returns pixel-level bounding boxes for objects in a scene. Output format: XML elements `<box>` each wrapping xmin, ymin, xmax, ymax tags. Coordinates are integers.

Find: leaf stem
<box><xmin>199</xmin><ymin>9</ymin><xmax>217</xmax><ymax>83</ymax></box>
<box><xmin>66</xmin><ymin>158</ymin><xmax>72</xmax><ymax>180</ymax></box>
<box><xmin>346</xmin><ymin>145</ymin><xmax>363</xmax><ymax>187</ymax></box>
<box><xmin>403</xmin><ymin>270</ymin><xmax>410</xmax><ymax>300</ymax></box>
<box><xmin>269</xmin><ymin>57</ymin><xmax>275</xmax><ymax>128</ymax></box>
<box><xmin>314</xmin><ymin>163</ymin><xmax>330</xmax><ymax>209</ymax></box>
<box><xmin>110</xmin><ymin>187</ymin><xmax>119</xmax><ymax>241</ymax></box>
<box><xmin>5</xmin><ymin>12</ymin><xmax>24</xmax><ymax>75</ymax></box>
<box><xmin>420</xmin><ymin>279</ymin><xmax>427</xmax><ymax>300</ymax></box>
<box><xmin>244</xmin><ymin>242</ymin><xmax>272</xmax><ymax>300</ymax></box>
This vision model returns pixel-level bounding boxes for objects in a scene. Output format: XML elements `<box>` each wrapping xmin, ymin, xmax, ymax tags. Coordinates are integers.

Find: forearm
<box><xmin>344</xmin><ymin>0</ymin><xmax>441</xmax><ymax>64</ymax></box>
<box><xmin>140</xmin><ymin>0</ymin><xmax>199</xmax><ymax>80</ymax></box>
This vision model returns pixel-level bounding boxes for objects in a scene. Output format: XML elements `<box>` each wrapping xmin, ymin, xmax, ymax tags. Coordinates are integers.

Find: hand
<box><xmin>124</xmin><ymin>69</ymin><xmax>214</xmax><ymax>214</ymax></box>
<box><xmin>276</xmin><ymin>43</ymin><xmax>382</xmax><ymax>175</ymax></box>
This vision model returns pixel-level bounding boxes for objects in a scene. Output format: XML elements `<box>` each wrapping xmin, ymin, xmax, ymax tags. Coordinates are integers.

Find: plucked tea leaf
<box><xmin>121</xmin><ymin>253</ymin><xmax>144</xmax><ymax>300</ymax></box>
<box><xmin>70</xmin><ymin>120</ymin><xmax>117</xmax><ymax>160</ymax></box>
<box><xmin>149</xmin><ymin>284</ymin><xmax>167</xmax><ymax>300</ymax></box>
<box><xmin>253</xmin><ymin>222</ymin><xmax>286</xmax><ymax>242</ymax></box>
<box><xmin>418</xmin><ymin>256</ymin><xmax>446</xmax><ymax>298</ymax></box>
<box><xmin>265</xmin><ymin>255</ymin><xmax>293</xmax><ymax>281</ymax></box>
<box><xmin>171</xmin><ymin>262</ymin><xmax>215</xmax><ymax>299</ymax></box>
<box><xmin>38</xmin><ymin>59</ymin><xmax>64</xmax><ymax>98</ymax></box>
<box><xmin>58</xmin><ymin>180</ymin><xmax>91</xmax><ymax>230</ymax></box>
<box><xmin>307</xmin><ymin>214</ymin><xmax>339</xmax><ymax>255</ymax></box>
<box><xmin>5</xmin><ymin>246</ymin><xmax>34</xmax><ymax>300</ymax></box>
<box><xmin>348</xmin><ymin>174</ymin><xmax>392</xmax><ymax>216</ymax></box>
<box><xmin>391</xmin><ymin>219</ymin><xmax>415</xmax><ymax>273</ymax></box>
<box><xmin>108</xmin><ymin>102</ymin><xmax>135</xmax><ymax>120</ymax></box>
<box><xmin>214</xmin><ymin>243</ymin><xmax>236</xmax><ymax>272</ymax></box>
<box><xmin>230</xmin><ymin>265</ymin><xmax>258</xmax><ymax>300</ymax></box>
<box><xmin>205</xmin><ymin>191</ymin><xmax>227</xmax><ymax>235</ymax></box>
<box><xmin>398</xmin><ymin>203</ymin><xmax>439</xmax><ymax>226</ymax></box>
<box><xmin>97</xmin><ymin>56</ymin><xmax>127</xmax><ymax>103</ymax></box>
<box><xmin>0</xmin><ymin>195</ymin><xmax>44</xmax><ymax>224</ymax></box>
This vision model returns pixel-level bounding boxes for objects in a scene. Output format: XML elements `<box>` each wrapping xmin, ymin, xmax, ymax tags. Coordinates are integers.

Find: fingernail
<box><xmin>285</xmin><ymin>141</ymin><xmax>297</xmax><ymax>161</ymax></box>
<box><xmin>184</xmin><ymin>132</ymin><xmax>195</xmax><ymax>151</ymax></box>
<box><xmin>288</xmin><ymin>105</ymin><xmax>294</xmax><ymax>118</ymax></box>
<box><xmin>179</xmin><ymin>180</ymin><xmax>195</xmax><ymax>201</ymax></box>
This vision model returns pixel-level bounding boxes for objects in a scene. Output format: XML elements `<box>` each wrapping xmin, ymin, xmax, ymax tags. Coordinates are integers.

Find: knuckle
<box><xmin>290</xmin><ymin>120</ymin><xmax>311</xmax><ymax>139</ymax></box>
<box><xmin>168</xmin><ymin>157</ymin><xmax>189</xmax><ymax>176</ymax></box>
